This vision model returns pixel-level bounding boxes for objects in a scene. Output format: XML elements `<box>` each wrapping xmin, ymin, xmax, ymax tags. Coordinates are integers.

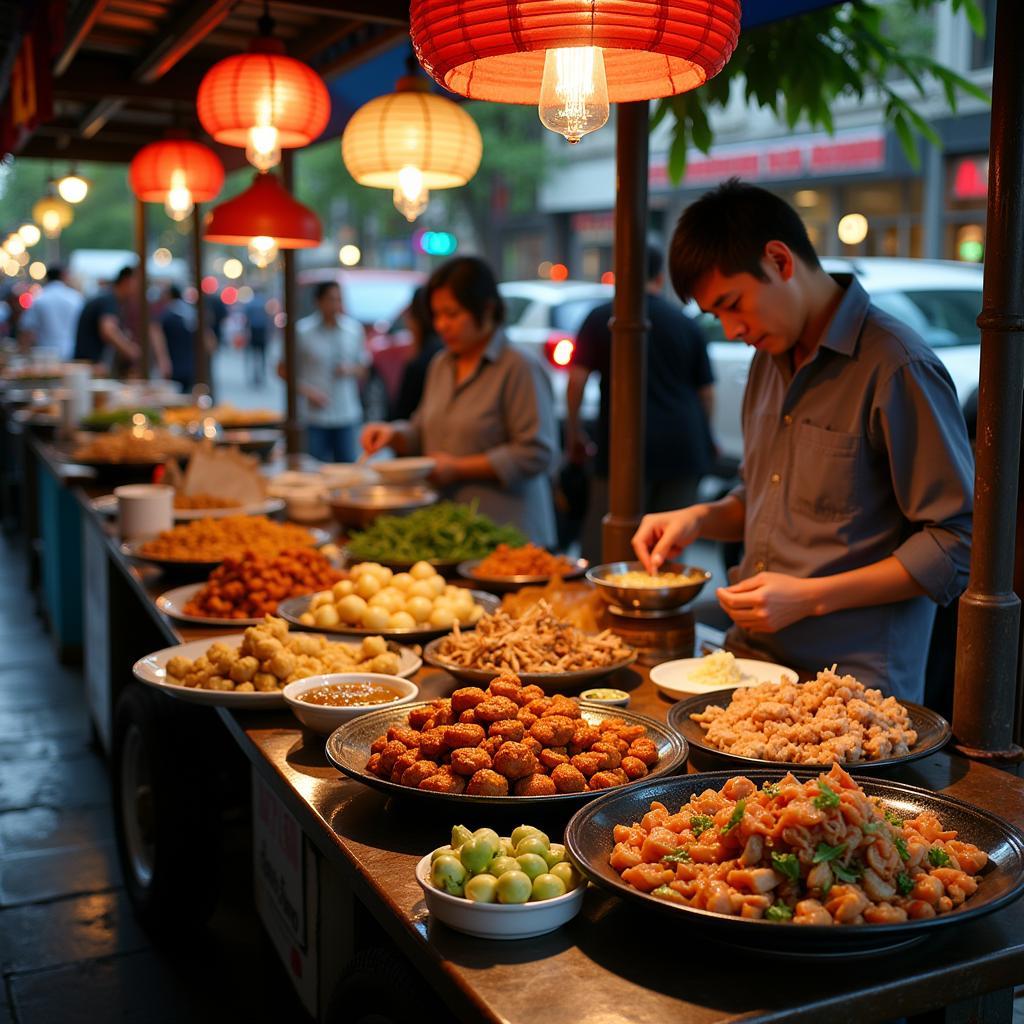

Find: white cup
<box><xmin>115</xmin><ymin>484</ymin><xmax>174</xmax><ymax>541</ymax></box>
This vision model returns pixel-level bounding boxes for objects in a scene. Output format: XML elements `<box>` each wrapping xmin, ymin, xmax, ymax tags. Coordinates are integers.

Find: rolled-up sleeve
<box><xmin>486</xmin><ymin>356</ymin><xmax>557</xmax><ymax>486</ymax></box>
<box><xmin>875</xmin><ymin>357</ymin><xmax>974</xmax><ymax>605</ymax></box>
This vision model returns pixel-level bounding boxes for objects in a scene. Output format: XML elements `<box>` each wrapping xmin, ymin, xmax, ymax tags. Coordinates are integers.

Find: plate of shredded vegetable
<box><xmin>458</xmin><ymin>545</ymin><xmax>587</xmax><ymax>592</ymax></box>
<box><xmin>344</xmin><ymin>501</ymin><xmax>526</xmax><ymax>569</ymax></box>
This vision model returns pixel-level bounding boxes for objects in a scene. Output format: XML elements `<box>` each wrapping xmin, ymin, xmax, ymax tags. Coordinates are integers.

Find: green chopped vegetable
<box><xmin>771</xmin><ymin>852</ymin><xmax>800</xmax><ymax>883</ymax></box>
<box><xmin>661</xmin><ymin>848</ymin><xmax>692</xmax><ymax>864</ymax></box>
<box><xmin>893</xmin><ymin>834</ymin><xmax>910</xmax><ymax>862</ymax></box>
<box><xmin>651</xmin><ymin>885</ymin><xmax>676</xmax><ymax>900</ymax></box>
<box><xmin>896</xmin><ymin>872</ymin><xmax>915</xmax><ymax>896</ymax></box>
<box><xmin>688</xmin><ymin>814</ymin><xmax>714</xmax><ymax>837</ymax></box>
<box><xmin>720</xmin><ymin>799</ymin><xmax>747</xmax><ymax>835</ymax></box>
<box><xmin>862</xmin><ymin>820</ymin><xmax>885</xmax><ymax>835</ymax></box>
<box><xmin>346</xmin><ymin>500</ymin><xmax>526</xmax><ymax>563</ymax></box>
<box><xmin>762</xmin><ymin>782</ymin><xmax>781</xmax><ymax>797</ymax></box>
<box><xmin>832</xmin><ymin>861</ymin><xmax>862</xmax><ymax>884</ymax></box>
<box><xmin>884</xmin><ymin>809</ymin><xmax>905</xmax><ymax>828</ymax></box>
<box><xmin>81</xmin><ymin>407</ymin><xmax>163</xmax><ymax>429</ymax></box>
<box><xmin>765</xmin><ymin>902</ymin><xmax>793</xmax><ymax>922</ymax></box>
<box><xmin>813</xmin><ymin>781</ymin><xmax>840</xmax><ymax>810</ymax></box>
<box><xmin>812</xmin><ymin>841</ymin><xmax>847</xmax><ymax>864</ymax></box>
<box><xmin>928</xmin><ymin>846</ymin><xmax>952</xmax><ymax>868</ymax></box>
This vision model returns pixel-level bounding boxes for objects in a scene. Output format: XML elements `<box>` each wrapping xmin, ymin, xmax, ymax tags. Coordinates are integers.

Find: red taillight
<box><xmin>545</xmin><ymin>334</ymin><xmax>575</xmax><ymax>368</ymax></box>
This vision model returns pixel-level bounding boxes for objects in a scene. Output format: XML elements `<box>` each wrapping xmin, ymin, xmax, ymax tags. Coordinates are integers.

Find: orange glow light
<box><xmin>550</xmin><ymin>263</ymin><xmax>569</xmax><ymax>282</ymax></box>
<box><xmin>552</xmin><ymin>339</ymin><xmax>574</xmax><ymax>366</ymax></box>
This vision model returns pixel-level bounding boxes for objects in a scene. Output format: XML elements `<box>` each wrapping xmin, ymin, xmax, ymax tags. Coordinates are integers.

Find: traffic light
<box><xmin>414</xmin><ymin>230</ymin><xmax>458</xmax><ymax>256</ymax></box>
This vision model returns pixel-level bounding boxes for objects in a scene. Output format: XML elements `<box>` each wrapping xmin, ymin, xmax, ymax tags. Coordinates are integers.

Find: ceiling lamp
<box><xmin>17</xmin><ymin>223</ymin><xmax>41</xmax><ymax>246</ymax></box>
<box><xmin>197</xmin><ymin>8</ymin><xmax>330</xmax><ymax>172</ymax></box>
<box><xmin>411</xmin><ymin>0</ymin><xmax>742</xmax><ymax>143</ymax></box>
<box><xmin>129</xmin><ymin>139</ymin><xmax>225</xmax><ymax>222</ymax></box>
<box><xmin>205</xmin><ymin>171</ymin><xmax>321</xmax><ymax>268</ymax></box>
<box><xmin>341</xmin><ymin>64</ymin><xmax>482</xmax><ymax>222</ymax></box>
<box><xmin>56</xmin><ymin>169</ymin><xmax>90</xmax><ymax>204</ymax></box>
<box><xmin>32</xmin><ymin>196</ymin><xmax>73</xmax><ymax>238</ymax></box>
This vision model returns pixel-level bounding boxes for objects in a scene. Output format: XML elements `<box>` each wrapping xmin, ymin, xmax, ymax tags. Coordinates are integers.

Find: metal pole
<box><xmin>280</xmin><ymin>152</ymin><xmax>302</xmax><ymax>460</ymax></box>
<box><xmin>191</xmin><ymin>201</ymin><xmax>210</xmax><ymax>397</ymax></box>
<box><xmin>134</xmin><ymin>197</ymin><xmax>150</xmax><ymax>378</ymax></box>
<box><xmin>602</xmin><ymin>101</ymin><xmax>650</xmax><ymax>562</ymax></box>
<box><xmin>952</xmin><ymin>0</ymin><xmax>1024</xmax><ymax>760</ymax></box>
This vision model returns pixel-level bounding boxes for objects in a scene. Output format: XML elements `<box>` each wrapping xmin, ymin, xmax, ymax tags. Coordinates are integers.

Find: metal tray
<box><xmin>456</xmin><ymin>557</ymin><xmax>588</xmax><ymax>593</ymax></box>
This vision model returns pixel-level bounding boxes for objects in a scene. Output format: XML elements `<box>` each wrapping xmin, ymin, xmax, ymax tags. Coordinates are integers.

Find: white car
<box><xmin>499</xmin><ymin>279</ymin><xmax>614</xmax><ymax>422</ymax></box>
<box><xmin>701</xmin><ymin>258</ymin><xmax>984</xmax><ymax>469</ymax></box>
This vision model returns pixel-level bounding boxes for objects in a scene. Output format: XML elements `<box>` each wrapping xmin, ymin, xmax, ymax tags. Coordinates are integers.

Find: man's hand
<box><xmin>306</xmin><ymin>387</ymin><xmax>329</xmax><ymax>409</ymax></box>
<box><xmin>427</xmin><ymin>451</ymin><xmax>462</xmax><ymax>487</ymax></box>
<box><xmin>631</xmin><ymin>505</ymin><xmax>705</xmax><ymax>573</ymax></box>
<box><xmin>716</xmin><ymin>572</ymin><xmax>817</xmax><ymax>633</ymax></box>
<box><xmin>360</xmin><ymin>422</ymin><xmax>394</xmax><ymax>454</ymax></box>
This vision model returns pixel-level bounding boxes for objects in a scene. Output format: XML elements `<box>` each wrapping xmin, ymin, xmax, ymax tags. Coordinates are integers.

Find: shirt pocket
<box><xmin>791</xmin><ymin>421</ymin><xmax>862</xmax><ymax>521</ymax></box>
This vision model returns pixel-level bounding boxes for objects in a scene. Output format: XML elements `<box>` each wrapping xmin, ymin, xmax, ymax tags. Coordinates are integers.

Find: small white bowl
<box><xmin>370</xmin><ymin>457</ymin><xmax>436</xmax><ymax>484</ymax></box>
<box><xmin>579</xmin><ymin>688</ymin><xmax>631</xmax><ymax>708</ymax></box>
<box><xmin>283</xmin><ymin>673</ymin><xmax>418</xmax><ymax>733</ymax></box>
<box><xmin>281</xmin><ymin>485</ymin><xmax>330</xmax><ymax>522</ymax></box>
<box><xmin>318</xmin><ymin>463</ymin><xmax>376</xmax><ymax>489</ymax></box>
<box><xmin>415</xmin><ymin>852</ymin><xmax>585</xmax><ymax>940</ymax></box>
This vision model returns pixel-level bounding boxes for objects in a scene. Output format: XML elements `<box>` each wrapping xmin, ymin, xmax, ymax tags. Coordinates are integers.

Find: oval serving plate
<box><xmin>667</xmin><ymin>692</ymin><xmax>950</xmax><ymax>772</ymax></box>
<box><xmin>423</xmin><ymin>637</ymin><xmax>638</xmax><ymax>695</ymax></box>
<box><xmin>132</xmin><ymin>633</ymin><xmax>422</xmax><ymax>709</ymax></box>
<box><xmin>650</xmin><ymin>656</ymin><xmax>798</xmax><ymax>698</ymax></box>
<box><xmin>325</xmin><ymin>701</ymin><xmax>687</xmax><ymax>807</ymax></box>
<box><xmin>565</xmin><ymin>770</ymin><xmax>1024</xmax><ymax>956</ymax></box>
<box><xmin>456</xmin><ymin>557</ymin><xmax>589</xmax><ymax>593</ymax></box>
<box><xmin>92</xmin><ymin>493</ymin><xmax>286</xmax><ymax>521</ymax></box>
<box><xmin>278</xmin><ymin>590</ymin><xmax>500</xmax><ymax>644</ymax></box>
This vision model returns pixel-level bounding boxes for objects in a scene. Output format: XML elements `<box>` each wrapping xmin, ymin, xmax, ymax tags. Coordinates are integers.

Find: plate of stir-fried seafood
<box><xmin>565</xmin><ymin>767</ymin><xmax>1024</xmax><ymax>954</ymax></box>
<box><xmin>667</xmin><ymin>667</ymin><xmax>950</xmax><ymax>771</ymax></box>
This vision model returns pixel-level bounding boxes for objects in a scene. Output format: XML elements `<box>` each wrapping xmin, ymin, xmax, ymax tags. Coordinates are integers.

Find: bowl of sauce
<box><xmin>283</xmin><ymin>672</ymin><xmax>418</xmax><ymax>733</ymax></box>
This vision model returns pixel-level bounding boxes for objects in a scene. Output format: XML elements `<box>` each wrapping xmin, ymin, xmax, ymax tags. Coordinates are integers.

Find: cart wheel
<box><xmin>112</xmin><ymin>685</ymin><xmax>221</xmax><ymax>934</ymax></box>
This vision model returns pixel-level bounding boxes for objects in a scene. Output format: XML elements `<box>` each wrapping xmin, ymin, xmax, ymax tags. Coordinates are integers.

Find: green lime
<box><xmin>459</xmin><ymin>837</ymin><xmax>494</xmax><ymax>874</ymax></box>
<box><xmin>451</xmin><ymin>825</ymin><xmax>473</xmax><ymax>850</ymax></box>
<box><xmin>550</xmin><ymin>862</ymin><xmax>581</xmax><ymax>892</ymax></box>
<box><xmin>542</xmin><ymin>843</ymin><xmax>566</xmax><ymax>868</ymax></box>
<box><xmin>430</xmin><ymin>855</ymin><xmax>467</xmax><ymax>896</ymax></box>
<box><xmin>464</xmin><ymin>874</ymin><xmax>499</xmax><ymax>903</ymax></box>
<box><xmin>516</xmin><ymin>853</ymin><xmax>549</xmax><ymax>881</ymax></box>
<box><xmin>515</xmin><ymin>834</ymin><xmax>551</xmax><ymax>858</ymax></box>
<box><xmin>531</xmin><ymin>873</ymin><xmax>567</xmax><ymax>902</ymax></box>
<box><xmin>496</xmin><ymin>870</ymin><xmax>532</xmax><ymax>904</ymax></box>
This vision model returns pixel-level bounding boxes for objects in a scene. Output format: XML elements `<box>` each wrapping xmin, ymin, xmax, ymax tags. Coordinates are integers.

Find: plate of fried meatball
<box><xmin>324</xmin><ymin>671</ymin><xmax>687</xmax><ymax>804</ymax></box>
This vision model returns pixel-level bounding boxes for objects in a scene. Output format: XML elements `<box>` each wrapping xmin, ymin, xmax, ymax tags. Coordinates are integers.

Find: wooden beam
<box><xmin>270</xmin><ymin>0</ymin><xmax>408</xmax><ymax>26</ymax></box>
<box><xmin>53</xmin><ymin>58</ymin><xmax>206</xmax><ymax>103</ymax></box>
<box><xmin>134</xmin><ymin>0</ymin><xmax>239</xmax><ymax>84</ymax></box>
<box><xmin>17</xmin><ymin>135</ymin><xmax>144</xmax><ymax>164</ymax></box>
<box><xmin>53</xmin><ymin>0</ymin><xmax>111</xmax><ymax>77</ymax></box>
<box><xmin>80</xmin><ymin>98</ymin><xmax>125</xmax><ymax>139</ymax></box>
<box><xmin>314</xmin><ymin>24</ymin><xmax>407</xmax><ymax>81</ymax></box>
<box><xmin>291</xmin><ymin>19</ymin><xmax>361</xmax><ymax>62</ymax></box>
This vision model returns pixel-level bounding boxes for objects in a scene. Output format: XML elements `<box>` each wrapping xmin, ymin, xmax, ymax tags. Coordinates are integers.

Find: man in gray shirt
<box><xmin>632</xmin><ymin>180</ymin><xmax>973</xmax><ymax>702</ymax></box>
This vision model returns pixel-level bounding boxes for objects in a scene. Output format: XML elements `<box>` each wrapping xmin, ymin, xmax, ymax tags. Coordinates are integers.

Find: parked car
<box><xmin>498</xmin><ymin>279</ymin><xmax>614</xmax><ymax>423</ymax></box>
<box><xmin>701</xmin><ymin>258</ymin><xmax>984</xmax><ymax>472</ymax></box>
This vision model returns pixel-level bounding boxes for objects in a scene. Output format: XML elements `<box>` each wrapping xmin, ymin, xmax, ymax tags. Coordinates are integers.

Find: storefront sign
<box><xmin>952</xmin><ymin>156</ymin><xmax>988</xmax><ymax>199</ymax></box>
<box><xmin>0</xmin><ymin>19</ymin><xmax>54</xmax><ymax>158</ymax></box>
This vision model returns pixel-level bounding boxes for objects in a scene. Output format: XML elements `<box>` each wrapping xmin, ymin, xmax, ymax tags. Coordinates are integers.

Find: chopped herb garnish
<box><xmin>884</xmin><ymin>809</ymin><xmax>904</xmax><ymax>828</ymax></box>
<box><xmin>720</xmin><ymin>799</ymin><xmax>747</xmax><ymax>835</ymax></box>
<box><xmin>661</xmin><ymin>848</ymin><xmax>692</xmax><ymax>864</ymax></box>
<box><xmin>765</xmin><ymin>902</ymin><xmax>793</xmax><ymax>922</ymax></box>
<box><xmin>813</xmin><ymin>781</ymin><xmax>840</xmax><ymax>810</ymax></box>
<box><xmin>896</xmin><ymin>872</ymin><xmax>915</xmax><ymax>896</ymax></box>
<box><xmin>762</xmin><ymin>782</ymin><xmax>781</xmax><ymax>797</ymax></box>
<box><xmin>771</xmin><ymin>852</ymin><xmax>801</xmax><ymax>883</ymax></box>
<box><xmin>689</xmin><ymin>814</ymin><xmax>714</xmax><ymax>837</ymax></box>
<box><xmin>812</xmin><ymin>841</ymin><xmax>847</xmax><ymax>864</ymax></box>
<box><xmin>862</xmin><ymin>820</ymin><xmax>885</xmax><ymax>835</ymax></box>
<box><xmin>832</xmin><ymin>861</ymin><xmax>862</xmax><ymax>884</ymax></box>
<box><xmin>821</xmin><ymin>877</ymin><xmax>833</xmax><ymax>898</ymax></box>
<box><xmin>928</xmin><ymin>847</ymin><xmax>952</xmax><ymax>868</ymax></box>
<box><xmin>893</xmin><ymin>834</ymin><xmax>910</xmax><ymax>862</ymax></box>
<box><xmin>651</xmin><ymin>885</ymin><xmax>676</xmax><ymax>900</ymax></box>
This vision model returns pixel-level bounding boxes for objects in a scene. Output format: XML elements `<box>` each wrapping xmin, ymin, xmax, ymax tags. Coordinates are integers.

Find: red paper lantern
<box><xmin>197</xmin><ymin>37</ymin><xmax>330</xmax><ymax>168</ymax></box>
<box><xmin>204</xmin><ymin>172</ymin><xmax>321</xmax><ymax>249</ymax></box>
<box><xmin>129</xmin><ymin>140</ymin><xmax>225</xmax><ymax>204</ymax></box>
<box><xmin>411</xmin><ymin>0</ymin><xmax>742</xmax><ymax>104</ymax></box>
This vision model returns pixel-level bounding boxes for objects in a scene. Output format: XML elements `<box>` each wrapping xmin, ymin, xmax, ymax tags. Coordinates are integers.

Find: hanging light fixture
<box><xmin>32</xmin><ymin>196</ymin><xmax>74</xmax><ymax>238</ymax></box>
<box><xmin>56</xmin><ymin>168</ymin><xmax>90</xmax><ymax>204</ymax></box>
<box><xmin>411</xmin><ymin>0</ymin><xmax>741</xmax><ymax>143</ymax></box>
<box><xmin>129</xmin><ymin>139</ymin><xmax>225</xmax><ymax>222</ymax></box>
<box><xmin>341</xmin><ymin>60</ymin><xmax>482</xmax><ymax>222</ymax></box>
<box><xmin>204</xmin><ymin>171</ymin><xmax>321</xmax><ymax>268</ymax></box>
<box><xmin>17</xmin><ymin>223</ymin><xmax>41</xmax><ymax>247</ymax></box>
<box><xmin>197</xmin><ymin>4</ymin><xmax>330</xmax><ymax>172</ymax></box>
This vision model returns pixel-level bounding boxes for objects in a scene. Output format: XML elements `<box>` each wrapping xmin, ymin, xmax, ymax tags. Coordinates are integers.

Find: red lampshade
<box><xmin>128</xmin><ymin>139</ymin><xmax>225</xmax><ymax>203</ymax></box>
<box><xmin>197</xmin><ymin>38</ymin><xmax>330</xmax><ymax>150</ymax></box>
<box><xmin>411</xmin><ymin>0</ymin><xmax>742</xmax><ymax>104</ymax></box>
<box><xmin>204</xmin><ymin>172</ymin><xmax>321</xmax><ymax>248</ymax></box>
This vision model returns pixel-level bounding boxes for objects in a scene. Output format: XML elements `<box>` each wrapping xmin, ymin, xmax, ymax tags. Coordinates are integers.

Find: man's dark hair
<box><xmin>167</xmin><ymin>284</ymin><xmax>182</xmax><ymax>301</ymax></box>
<box><xmin>46</xmin><ymin>264</ymin><xmax>65</xmax><ymax>283</ymax></box>
<box><xmin>669</xmin><ymin>179</ymin><xmax>821</xmax><ymax>301</ymax></box>
<box><xmin>646</xmin><ymin>245</ymin><xmax>664</xmax><ymax>283</ymax></box>
<box><xmin>114</xmin><ymin>265</ymin><xmax>136</xmax><ymax>285</ymax></box>
<box><xmin>427</xmin><ymin>256</ymin><xmax>505</xmax><ymax>327</ymax></box>
<box><xmin>314</xmin><ymin>280</ymin><xmax>340</xmax><ymax>303</ymax></box>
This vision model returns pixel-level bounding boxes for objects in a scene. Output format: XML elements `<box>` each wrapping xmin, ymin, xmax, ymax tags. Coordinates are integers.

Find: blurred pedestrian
<box><xmin>154</xmin><ymin>284</ymin><xmax>212</xmax><ymax>393</ymax></box>
<box><xmin>73</xmin><ymin>266</ymin><xmax>140</xmax><ymax>375</ymax></box>
<box><xmin>245</xmin><ymin>290</ymin><xmax>269</xmax><ymax>385</ymax></box>
<box><xmin>16</xmin><ymin>264</ymin><xmax>84</xmax><ymax>359</ymax></box>
<box><xmin>295</xmin><ymin>281</ymin><xmax>369</xmax><ymax>463</ymax></box>
<box><xmin>393</xmin><ymin>285</ymin><xmax>443</xmax><ymax>420</ymax></box>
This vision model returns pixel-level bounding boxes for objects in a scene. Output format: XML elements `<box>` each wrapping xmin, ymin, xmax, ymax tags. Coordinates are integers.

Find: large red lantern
<box><xmin>129</xmin><ymin>139</ymin><xmax>225</xmax><ymax>221</ymax></box>
<box><xmin>197</xmin><ymin>32</ymin><xmax>330</xmax><ymax>171</ymax></box>
<box><xmin>411</xmin><ymin>0</ymin><xmax>741</xmax><ymax>142</ymax></box>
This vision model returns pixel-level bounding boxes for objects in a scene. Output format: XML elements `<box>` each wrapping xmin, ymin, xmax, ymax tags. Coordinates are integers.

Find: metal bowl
<box><xmin>586</xmin><ymin>560</ymin><xmax>712</xmax><ymax>611</ymax></box>
<box><xmin>329</xmin><ymin>483</ymin><xmax>438</xmax><ymax>529</ymax></box>
<box><xmin>216</xmin><ymin>429</ymin><xmax>282</xmax><ymax>462</ymax></box>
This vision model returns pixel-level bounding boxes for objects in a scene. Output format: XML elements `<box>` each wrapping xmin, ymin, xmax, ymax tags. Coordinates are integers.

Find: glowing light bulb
<box><xmin>248</xmin><ymin>235</ymin><xmax>278</xmax><ymax>268</ymax></box>
<box><xmin>539</xmin><ymin>47</ymin><xmax>609</xmax><ymax>144</ymax></box>
<box><xmin>163</xmin><ymin>169</ymin><xmax>194</xmax><ymax>222</ymax></box>
<box><xmin>246</xmin><ymin>96</ymin><xmax>281</xmax><ymax>171</ymax></box>
<box><xmin>393</xmin><ymin>164</ymin><xmax>429</xmax><ymax>222</ymax></box>
<box><xmin>338</xmin><ymin>244</ymin><xmax>361</xmax><ymax>267</ymax></box>
<box><xmin>4</xmin><ymin>235</ymin><xmax>25</xmax><ymax>257</ymax></box>
<box><xmin>18</xmin><ymin>224</ymin><xmax>41</xmax><ymax>247</ymax></box>
<box><xmin>223</xmin><ymin>258</ymin><xmax>243</xmax><ymax>280</ymax></box>
<box><xmin>837</xmin><ymin>213</ymin><xmax>869</xmax><ymax>246</ymax></box>
<box><xmin>41</xmin><ymin>210</ymin><xmax>62</xmax><ymax>237</ymax></box>
<box><xmin>57</xmin><ymin>173</ymin><xmax>89</xmax><ymax>204</ymax></box>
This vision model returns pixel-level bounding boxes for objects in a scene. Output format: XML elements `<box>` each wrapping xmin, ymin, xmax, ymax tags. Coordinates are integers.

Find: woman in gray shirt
<box><xmin>361</xmin><ymin>257</ymin><xmax>557</xmax><ymax>546</ymax></box>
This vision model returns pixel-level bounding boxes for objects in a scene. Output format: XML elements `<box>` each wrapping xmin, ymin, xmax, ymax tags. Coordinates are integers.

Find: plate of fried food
<box><xmin>325</xmin><ymin>670</ymin><xmax>686</xmax><ymax>804</ymax></box>
<box><xmin>132</xmin><ymin>616</ymin><xmax>421</xmax><ymax>708</ymax></box>
<box><xmin>423</xmin><ymin>600</ymin><xmax>637</xmax><ymax>693</ymax></box>
<box><xmin>667</xmin><ymin>665</ymin><xmax>951</xmax><ymax>771</ymax></box>
<box><xmin>68</xmin><ymin>428</ymin><xmax>196</xmax><ymax>480</ymax></box>
<box><xmin>457</xmin><ymin>543</ymin><xmax>588</xmax><ymax>593</ymax></box>
<box><xmin>564</xmin><ymin>765</ymin><xmax>1024</xmax><ymax>955</ymax></box>
<box><xmin>92</xmin><ymin>492</ymin><xmax>286</xmax><ymax>521</ymax></box>
<box><xmin>121</xmin><ymin>515</ymin><xmax>330</xmax><ymax>575</ymax></box>
<box><xmin>155</xmin><ymin>547</ymin><xmax>344</xmax><ymax>626</ymax></box>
